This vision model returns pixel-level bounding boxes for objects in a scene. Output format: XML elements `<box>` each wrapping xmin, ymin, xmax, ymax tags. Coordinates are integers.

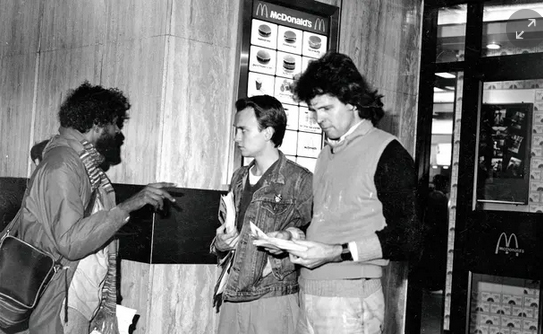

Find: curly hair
<box><xmin>58</xmin><ymin>81</ymin><xmax>131</xmax><ymax>133</ymax></box>
<box><xmin>292</xmin><ymin>52</ymin><xmax>385</xmax><ymax>125</ymax></box>
<box><xmin>235</xmin><ymin>95</ymin><xmax>287</xmax><ymax>148</ymax></box>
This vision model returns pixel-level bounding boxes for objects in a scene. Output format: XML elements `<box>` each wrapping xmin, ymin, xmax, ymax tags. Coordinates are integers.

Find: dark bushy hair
<box><xmin>235</xmin><ymin>95</ymin><xmax>287</xmax><ymax>147</ymax></box>
<box><xmin>293</xmin><ymin>52</ymin><xmax>385</xmax><ymax>125</ymax></box>
<box><xmin>58</xmin><ymin>81</ymin><xmax>130</xmax><ymax>133</ymax></box>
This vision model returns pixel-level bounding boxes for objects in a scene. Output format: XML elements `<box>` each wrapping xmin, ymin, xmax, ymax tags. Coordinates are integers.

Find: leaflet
<box><xmin>249</xmin><ymin>221</ymin><xmax>307</xmax><ymax>252</ymax></box>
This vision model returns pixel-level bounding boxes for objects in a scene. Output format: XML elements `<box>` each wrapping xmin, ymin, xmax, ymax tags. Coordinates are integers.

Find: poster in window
<box><xmin>476</xmin><ymin>103</ymin><xmax>532</xmax><ymax>204</ymax></box>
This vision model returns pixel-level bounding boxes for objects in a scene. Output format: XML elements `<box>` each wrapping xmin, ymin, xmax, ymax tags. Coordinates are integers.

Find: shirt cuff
<box><xmin>351</xmin><ymin>234</ymin><xmax>383</xmax><ymax>262</ymax></box>
<box><xmin>348</xmin><ymin>241</ymin><xmax>359</xmax><ymax>262</ymax></box>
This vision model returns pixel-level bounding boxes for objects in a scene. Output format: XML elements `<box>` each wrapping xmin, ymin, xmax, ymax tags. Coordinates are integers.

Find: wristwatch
<box><xmin>340</xmin><ymin>242</ymin><xmax>353</xmax><ymax>261</ymax></box>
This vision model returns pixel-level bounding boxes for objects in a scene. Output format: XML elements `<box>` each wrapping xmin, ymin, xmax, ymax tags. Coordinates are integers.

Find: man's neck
<box><xmin>252</xmin><ymin>148</ymin><xmax>279</xmax><ymax>176</ymax></box>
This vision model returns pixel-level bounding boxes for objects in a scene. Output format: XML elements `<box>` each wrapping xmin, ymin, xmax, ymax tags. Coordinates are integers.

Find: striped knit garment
<box><xmin>79</xmin><ymin>140</ymin><xmax>118</xmax><ymax>331</ymax></box>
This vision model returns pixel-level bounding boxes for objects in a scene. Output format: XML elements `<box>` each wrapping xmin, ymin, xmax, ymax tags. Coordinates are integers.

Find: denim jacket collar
<box><xmin>235</xmin><ymin>150</ymin><xmax>288</xmax><ymax>190</ymax></box>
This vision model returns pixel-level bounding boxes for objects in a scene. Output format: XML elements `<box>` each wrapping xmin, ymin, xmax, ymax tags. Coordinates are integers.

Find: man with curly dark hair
<box><xmin>9</xmin><ymin>81</ymin><xmax>176</xmax><ymax>333</ymax></box>
<box><xmin>286</xmin><ymin>52</ymin><xmax>422</xmax><ymax>333</ymax></box>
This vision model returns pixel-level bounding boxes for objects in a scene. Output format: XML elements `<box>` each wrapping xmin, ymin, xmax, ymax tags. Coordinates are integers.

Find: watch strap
<box><xmin>340</xmin><ymin>242</ymin><xmax>353</xmax><ymax>261</ymax></box>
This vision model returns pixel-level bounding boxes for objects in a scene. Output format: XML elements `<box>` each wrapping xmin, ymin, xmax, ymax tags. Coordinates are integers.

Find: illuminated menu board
<box><xmin>239</xmin><ymin>0</ymin><xmax>339</xmax><ymax>171</ymax></box>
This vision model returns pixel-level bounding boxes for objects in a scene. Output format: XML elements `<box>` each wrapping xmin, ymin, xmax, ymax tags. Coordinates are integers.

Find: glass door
<box><xmin>415</xmin><ymin>1</ymin><xmax>543</xmax><ymax>334</ymax></box>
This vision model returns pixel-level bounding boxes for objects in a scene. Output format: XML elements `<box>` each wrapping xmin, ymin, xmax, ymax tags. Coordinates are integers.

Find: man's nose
<box><xmin>314</xmin><ymin>111</ymin><xmax>324</xmax><ymax>124</ymax></box>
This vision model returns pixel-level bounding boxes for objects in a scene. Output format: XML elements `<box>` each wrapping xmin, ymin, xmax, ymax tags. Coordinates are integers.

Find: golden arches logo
<box><xmin>314</xmin><ymin>18</ymin><xmax>326</xmax><ymax>32</ymax></box>
<box><xmin>256</xmin><ymin>3</ymin><xmax>269</xmax><ymax>18</ymax></box>
<box><xmin>495</xmin><ymin>232</ymin><xmax>523</xmax><ymax>256</ymax></box>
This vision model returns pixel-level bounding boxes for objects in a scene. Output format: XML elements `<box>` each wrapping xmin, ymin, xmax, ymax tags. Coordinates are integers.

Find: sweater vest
<box><xmin>302</xmin><ymin>122</ymin><xmax>395</xmax><ymax>280</ymax></box>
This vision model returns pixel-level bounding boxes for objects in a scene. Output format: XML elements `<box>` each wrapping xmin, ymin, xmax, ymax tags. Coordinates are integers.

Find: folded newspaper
<box><xmin>213</xmin><ymin>192</ymin><xmax>237</xmax><ymax>306</ymax></box>
<box><xmin>250</xmin><ymin>221</ymin><xmax>307</xmax><ymax>252</ymax></box>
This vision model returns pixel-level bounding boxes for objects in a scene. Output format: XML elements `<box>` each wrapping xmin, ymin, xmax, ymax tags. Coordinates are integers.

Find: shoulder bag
<box><xmin>0</xmin><ymin>204</ymin><xmax>61</xmax><ymax>329</ymax></box>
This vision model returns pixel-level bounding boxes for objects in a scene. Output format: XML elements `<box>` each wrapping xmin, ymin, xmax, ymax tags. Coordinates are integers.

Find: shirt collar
<box><xmin>327</xmin><ymin>119</ymin><xmax>366</xmax><ymax>147</ymax></box>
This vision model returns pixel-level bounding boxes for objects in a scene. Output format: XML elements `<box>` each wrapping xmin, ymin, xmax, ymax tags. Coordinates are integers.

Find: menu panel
<box><xmin>240</xmin><ymin>0</ymin><xmax>338</xmax><ymax>171</ymax></box>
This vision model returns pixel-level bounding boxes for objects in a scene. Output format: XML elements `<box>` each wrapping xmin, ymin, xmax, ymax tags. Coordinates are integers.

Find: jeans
<box><xmin>218</xmin><ymin>294</ymin><xmax>299</xmax><ymax>334</ymax></box>
<box><xmin>297</xmin><ymin>287</ymin><xmax>385</xmax><ymax>334</ymax></box>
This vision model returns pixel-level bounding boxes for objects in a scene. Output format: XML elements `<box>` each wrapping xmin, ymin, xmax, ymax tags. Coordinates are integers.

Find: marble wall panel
<box><xmin>171</xmin><ymin>0</ymin><xmax>240</xmax><ymax>49</ymax></box>
<box><xmin>104</xmin><ymin>0</ymin><xmax>171</xmax><ymax>43</ymax></box>
<box><xmin>0</xmin><ymin>53</ymin><xmax>37</xmax><ymax>177</ymax></box>
<box><xmin>32</xmin><ymin>46</ymin><xmax>103</xmax><ymax>149</ymax></box>
<box><xmin>340</xmin><ymin>0</ymin><xmax>422</xmax><ymax>153</ymax></box>
<box><xmin>147</xmin><ymin>264</ymin><xmax>219</xmax><ymax>334</ymax></box>
<box><xmin>158</xmin><ymin>36</ymin><xmax>237</xmax><ymax>190</ymax></box>
<box><xmin>38</xmin><ymin>1</ymin><xmax>107</xmax><ymax>52</ymax></box>
<box><xmin>120</xmin><ymin>260</ymin><xmax>151</xmax><ymax>334</ymax></box>
<box><xmin>99</xmin><ymin>37</ymin><xmax>167</xmax><ymax>184</ymax></box>
<box><xmin>381</xmin><ymin>89</ymin><xmax>419</xmax><ymax>155</ymax></box>
<box><xmin>0</xmin><ymin>0</ymin><xmax>42</xmax><ymax>58</ymax></box>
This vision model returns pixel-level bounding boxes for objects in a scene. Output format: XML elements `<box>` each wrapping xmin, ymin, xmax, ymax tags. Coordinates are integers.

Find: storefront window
<box><xmin>436</xmin><ymin>5</ymin><xmax>467</xmax><ymax>63</ymax></box>
<box><xmin>482</xmin><ymin>1</ymin><xmax>543</xmax><ymax>57</ymax></box>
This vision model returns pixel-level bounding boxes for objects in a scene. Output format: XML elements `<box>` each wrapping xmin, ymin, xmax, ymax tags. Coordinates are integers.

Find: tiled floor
<box><xmin>421</xmin><ymin>290</ymin><xmax>444</xmax><ymax>334</ymax></box>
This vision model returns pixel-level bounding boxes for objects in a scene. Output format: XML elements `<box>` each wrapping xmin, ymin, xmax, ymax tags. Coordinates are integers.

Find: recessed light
<box><xmin>486</xmin><ymin>42</ymin><xmax>501</xmax><ymax>50</ymax></box>
<box><xmin>436</xmin><ymin>72</ymin><xmax>455</xmax><ymax>79</ymax></box>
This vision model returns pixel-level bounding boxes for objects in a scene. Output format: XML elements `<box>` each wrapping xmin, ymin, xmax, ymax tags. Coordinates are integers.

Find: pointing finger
<box><xmin>148</xmin><ymin>182</ymin><xmax>177</xmax><ymax>188</ymax></box>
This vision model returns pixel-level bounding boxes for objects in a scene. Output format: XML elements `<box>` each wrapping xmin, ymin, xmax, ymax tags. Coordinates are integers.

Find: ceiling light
<box><xmin>486</xmin><ymin>42</ymin><xmax>501</xmax><ymax>50</ymax></box>
<box><xmin>436</xmin><ymin>72</ymin><xmax>455</xmax><ymax>79</ymax></box>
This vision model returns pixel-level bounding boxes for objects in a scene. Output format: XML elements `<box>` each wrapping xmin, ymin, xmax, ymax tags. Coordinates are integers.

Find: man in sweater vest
<box><xmin>289</xmin><ymin>52</ymin><xmax>423</xmax><ymax>333</ymax></box>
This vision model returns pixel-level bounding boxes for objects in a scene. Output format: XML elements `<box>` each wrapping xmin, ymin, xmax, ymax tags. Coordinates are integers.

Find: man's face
<box><xmin>234</xmin><ymin>107</ymin><xmax>268</xmax><ymax>158</ymax></box>
<box><xmin>309</xmin><ymin>94</ymin><xmax>358</xmax><ymax>140</ymax></box>
<box><xmin>95</xmin><ymin>122</ymin><xmax>124</xmax><ymax>168</ymax></box>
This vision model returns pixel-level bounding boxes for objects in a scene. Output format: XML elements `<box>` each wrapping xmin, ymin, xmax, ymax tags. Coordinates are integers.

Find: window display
<box><xmin>477</xmin><ymin>103</ymin><xmax>532</xmax><ymax>204</ymax></box>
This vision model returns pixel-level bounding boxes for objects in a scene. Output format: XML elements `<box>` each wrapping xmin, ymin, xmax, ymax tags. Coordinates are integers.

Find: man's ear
<box><xmin>264</xmin><ymin>127</ymin><xmax>275</xmax><ymax>141</ymax></box>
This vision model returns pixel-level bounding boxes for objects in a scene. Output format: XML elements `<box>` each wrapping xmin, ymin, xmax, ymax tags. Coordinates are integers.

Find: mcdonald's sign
<box><xmin>494</xmin><ymin>232</ymin><xmax>524</xmax><ymax>256</ymax></box>
<box><xmin>255</xmin><ymin>3</ymin><xmax>269</xmax><ymax>18</ymax></box>
<box><xmin>314</xmin><ymin>18</ymin><xmax>326</xmax><ymax>32</ymax></box>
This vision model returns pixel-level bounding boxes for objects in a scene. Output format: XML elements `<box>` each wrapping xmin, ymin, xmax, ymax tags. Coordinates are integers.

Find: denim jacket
<box><xmin>221</xmin><ymin>151</ymin><xmax>312</xmax><ymax>302</ymax></box>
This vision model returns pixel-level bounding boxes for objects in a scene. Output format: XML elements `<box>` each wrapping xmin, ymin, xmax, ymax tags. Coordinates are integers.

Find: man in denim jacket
<box><xmin>212</xmin><ymin>95</ymin><xmax>313</xmax><ymax>333</ymax></box>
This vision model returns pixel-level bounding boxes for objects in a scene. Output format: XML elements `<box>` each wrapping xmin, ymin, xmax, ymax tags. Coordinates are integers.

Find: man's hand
<box><xmin>263</xmin><ymin>230</ymin><xmax>292</xmax><ymax>255</ymax></box>
<box><xmin>118</xmin><ymin>182</ymin><xmax>176</xmax><ymax>213</ymax></box>
<box><xmin>215</xmin><ymin>223</ymin><xmax>240</xmax><ymax>252</ymax></box>
<box><xmin>288</xmin><ymin>240</ymin><xmax>342</xmax><ymax>269</ymax></box>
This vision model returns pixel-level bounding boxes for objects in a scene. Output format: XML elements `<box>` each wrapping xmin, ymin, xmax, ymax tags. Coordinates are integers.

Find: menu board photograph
<box><xmin>238</xmin><ymin>0</ymin><xmax>339</xmax><ymax>171</ymax></box>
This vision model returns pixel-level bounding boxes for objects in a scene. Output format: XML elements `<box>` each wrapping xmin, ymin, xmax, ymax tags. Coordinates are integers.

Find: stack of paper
<box><xmin>250</xmin><ymin>221</ymin><xmax>307</xmax><ymax>252</ymax></box>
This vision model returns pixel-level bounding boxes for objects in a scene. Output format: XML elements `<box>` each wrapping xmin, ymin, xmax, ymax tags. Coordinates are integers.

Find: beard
<box><xmin>95</xmin><ymin>132</ymin><xmax>124</xmax><ymax>171</ymax></box>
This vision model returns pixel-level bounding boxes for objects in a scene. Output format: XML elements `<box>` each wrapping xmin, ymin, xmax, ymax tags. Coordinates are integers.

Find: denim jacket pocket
<box><xmin>258</xmin><ymin>198</ymin><xmax>295</xmax><ymax>230</ymax></box>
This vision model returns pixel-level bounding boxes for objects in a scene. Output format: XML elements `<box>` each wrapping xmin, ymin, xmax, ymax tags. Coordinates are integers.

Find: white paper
<box><xmin>116</xmin><ymin>304</ymin><xmax>137</xmax><ymax>335</ymax></box>
<box><xmin>250</xmin><ymin>221</ymin><xmax>307</xmax><ymax>252</ymax></box>
<box><xmin>215</xmin><ymin>251</ymin><xmax>234</xmax><ymax>296</ymax></box>
<box><xmin>219</xmin><ymin>192</ymin><xmax>236</xmax><ymax>234</ymax></box>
